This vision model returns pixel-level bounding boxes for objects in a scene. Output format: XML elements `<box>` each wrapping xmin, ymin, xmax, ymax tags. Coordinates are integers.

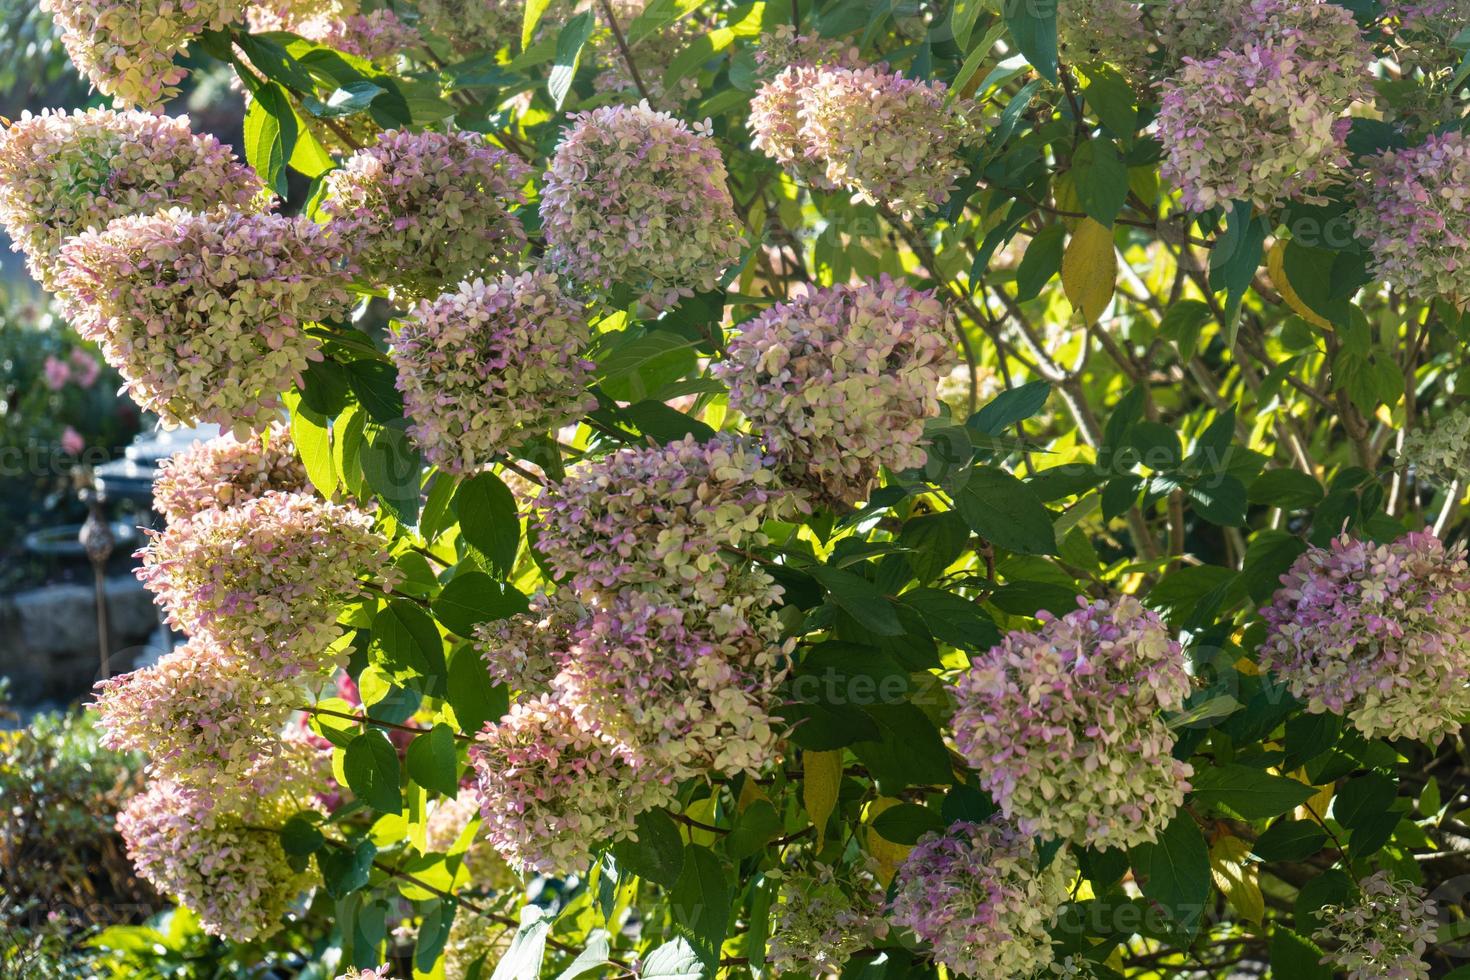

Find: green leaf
<box><xmin>850</xmin><ymin>702</ymin><xmax>954</xmax><ymax>793</ymax></box>
<box><xmin>548</xmin><ymin>11</ymin><xmax>595</xmax><ymax>109</ymax></box>
<box><xmin>1159</xmin><ymin>299</ymin><xmax>1212</xmax><ymax>362</ymax></box>
<box><xmin>522</xmin><ymin>0</ymin><xmax>554</xmax><ymax>49</ymax></box>
<box><xmin>1004</xmin><ymin>0</ymin><xmax>1058</xmax><ymax>81</ymax></box>
<box><xmin>1081</xmin><ymin>65</ymin><xmax>1137</xmax><ymax>141</ymax></box>
<box><xmin>1188</xmin><ymin>474</ymin><xmax>1248</xmax><ymax>527</ymax></box>
<box><xmin>360</xmin><ymin>422</ymin><xmax>421</xmax><ymax>525</ymax></box>
<box><xmin>1128</xmin><ymin>813</ymin><xmax>1211</xmax><ymax>934</ymax></box>
<box><xmin>1335</xmin><ymin>772</ymin><xmax>1396</xmax><ymax>830</ymax></box>
<box><xmin>319</xmin><ymin>837</ymin><xmax>376</xmax><ymax>899</ymax></box>
<box><xmin>1014</xmin><ymin>224</ymin><xmax>1065</xmax><ymax>302</ymax></box>
<box><xmin>243</xmin><ymin>82</ymin><xmax>297</xmax><ymax>198</ymax></box>
<box><xmin>899</xmin><ymin>512</ymin><xmax>970</xmax><ymax>583</ymax></box>
<box><xmin>491</xmin><ymin>905</ymin><xmax>554</xmax><ymax>980</ymax></box>
<box><xmin>445</xmin><ymin>643</ymin><xmax>509</xmax><ymax>734</ymax></box>
<box><xmin>671</xmin><ymin>847</ymin><xmax>730</xmax><ymax>969</ymax></box>
<box><xmin>1248</xmin><ymin>469</ymin><xmax>1324</xmax><ymax>510</ymax></box>
<box><xmin>290</xmin><ymin>403</ymin><xmax>337</xmax><ymax>497</ymax></box>
<box><xmin>808</xmin><ymin>564</ymin><xmax>904</xmax><ymax>637</ymax></box>
<box><xmin>415</xmin><ymin>901</ymin><xmax>455</xmax><ymax>974</ymax></box>
<box><xmin>639</xmin><ymin>938</ymin><xmax>706</xmax><ymax>980</ymax></box>
<box><xmin>346</xmin><ymin>360</ymin><xmax>404</xmax><ymax>423</ymax></box>
<box><xmin>1269</xmin><ymin>928</ymin><xmax>1334</xmax><ymax>980</ymax></box>
<box><xmin>455</xmin><ymin>473</ymin><xmax>520</xmax><ymax>575</ymax></box>
<box><xmin>612</xmin><ymin>809</ymin><xmax>686</xmax><ymax>889</ymax></box>
<box><xmin>553</xmin><ymin>931</ymin><xmax>613</xmax><ymax>980</ymax></box>
<box><xmin>1252</xmin><ymin>819</ymin><xmax>1329</xmax><ymax>862</ymax></box>
<box><xmin>899</xmin><ymin>587</ymin><xmax>1002</xmax><ymax>650</ymax></box>
<box><xmin>343</xmin><ymin>730</ymin><xmax>403</xmax><ymax>814</ymax></box>
<box><xmin>280</xmin><ymin>812</ymin><xmax>325</xmax><ymax>859</ymax></box>
<box><xmin>372</xmin><ymin>599</ymin><xmax>447</xmax><ymax>690</ymax></box>
<box><xmin>406</xmin><ymin>723</ymin><xmax>459</xmax><ymax>798</ymax></box>
<box><xmin>432</xmin><ymin>572</ymin><xmax>529</xmax><ymax>637</ymax></box>
<box><xmin>1191</xmin><ymin>765</ymin><xmax>1314</xmax><ymax>820</ymax></box>
<box><xmin>954</xmin><ymin>466</ymin><xmax>1057</xmax><ymax>555</ymax></box>
<box><xmin>595</xmin><ymin>329</ymin><xmax>700</xmax><ymax>403</ymax></box>
<box><xmin>1072</xmin><ymin>138</ymin><xmax>1128</xmax><ymax>225</ymax></box>
<box><xmin>969</xmin><ymin>380</ymin><xmax>1052</xmax><ymax>434</ymax></box>
<box><xmin>871</xmin><ymin>803</ymin><xmax>947</xmax><ymax>845</ymax></box>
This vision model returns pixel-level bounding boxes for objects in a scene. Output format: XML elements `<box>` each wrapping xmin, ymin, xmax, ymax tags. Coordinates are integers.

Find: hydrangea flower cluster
<box><xmin>417</xmin><ymin>0</ymin><xmax>526</xmax><ymax>53</ymax></box>
<box><xmin>889</xmin><ymin>818</ymin><xmax>1076</xmax><ymax>978</ymax></box>
<box><xmin>713</xmin><ymin>278</ymin><xmax>950</xmax><ymax>509</ymax></box>
<box><xmin>0</xmin><ymin>109</ymin><xmax>266</xmax><ymax>291</ymax></box>
<box><xmin>468</xmin><ymin>696</ymin><xmax>673</xmax><ymax>874</ymax></box>
<box><xmin>37</xmin><ymin>0</ymin><xmax>239</xmax><ymax>107</ymax></box>
<box><xmin>750</xmin><ymin>61</ymin><xmax>977</xmax><ymax>216</ymax></box>
<box><xmin>554</xmin><ymin>591</ymin><xmax>791</xmax><ymax>779</ymax></box>
<box><xmin>135</xmin><ymin>491</ymin><xmax>395</xmax><ymax>678</ymax></box>
<box><xmin>1400</xmin><ymin>407</ymin><xmax>1470</xmax><ymax>487</ymax></box>
<box><xmin>117</xmin><ymin>777</ymin><xmax>314</xmax><ymax>942</ymax></box>
<box><xmin>95</xmin><ymin>635</ymin><xmax>304</xmax><ymax>788</ymax></box>
<box><xmin>391</xmin><ymin>272</ymin><xmax>594</xmax><ymax>472</ymax></box>
<box><xmin>322</xmin><ymin>129</ymin><xmax>531</xmax><ymax>303</ymax></box>
<box><xmin>337</xmin><ymin>969</ymin><xmax>397</xmax><ymax>980</ymax></box>
<box><xmin>766</xmin><ymin>863</ymin><xmax>890</xmax><ymax>974</ymax></box>
<box><xmin>952</xmin><ymin>596</ymin><xmax>1194</xmax><ymax>850</ymax></box>
<box><xmin>55</xmin><ymin>208</ymin><xmax>350</xmax><ymax>433</ymax></box>
<box><xmin>1354</xmin><ymin>133</ymin><xmax>1470</xmax><ymax>304</ymax></box>
<box><xmin>533</xmin><ymin>434</ymin><xmax>798</xmax><ymax>607</ymax></box>
<box><xmin>1057</xmin><ymin>0</ymin><xmax>1152</xmax><ymax>76</ymax></box>
<box><xmin>249</xmin><ymin>1</ymin><xmax>417</xmax><ymax>63</ymax></box>
<box><xmin>1158</xmin><ymin>0</ymin><xmax>1371</xmax><ymax>211</ymax></box>
<box><xmin>540</xmin><ymin>102</ymin><xmax>744</xmax><ymax>310</ymax></box>
<box><xmin>443</xmin><ymin>913</ymin><xmax>513</xmax><ymax>980</ymax></box>
<box><xmin>1260</xmin><ymin>531</ymin><xmax>1470</xmax><ymax>742</ymax></box>
<box><xmin>153</xmin><ymin>422</ymin><xmax>308</xmax><ymax>522</ymax></box>
<box><xmin>473</xmin><ymin>589</ymin><xmax>582</xmax><ymax>692</ymax></box>
<box><xmin>1313</xmin><ymin>872</ymin><xmax>1437</xmax><ymax>980</ymax></box>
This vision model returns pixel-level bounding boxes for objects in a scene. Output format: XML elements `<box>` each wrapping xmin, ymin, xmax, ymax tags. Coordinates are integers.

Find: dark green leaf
<box><xmin>1128</xmin><ymin>813</ymin><xmax>1211</xmax><ymax>934</ymax></box>
<box><xmin>969</xmin><ymin>380</ymin><xmax>1052</xmax><ymax>434</ymax></box>
<box><xmin>808</xmin><ymin>564</ymin><xmax>904</xmax><ymax>637</ymax></box>
<box><xmin>1253</xmin><ymin>820</ymin><xmax>1329</xmax><ymax>862</ymax></box>
<box><xmin>1188</xmin><ymin>474</ymin><xmax>1248</xmax><ymax>527</ymax></box>
<box><xmin>872</xmin><ymin>803</ymin><xmax>946</xmax><ymax>845</ymax></box>
<box><xmin>1190</xmin><ymin>764</ymin><xmax>1314</xmax><ymax>820</ymax></box>
<box><xmin>612</xmin><ymin>809</ymin><xmax>686</xmax><ymax>889</ymax></box>
<box><xmin>1004</xmin><ymin>0</ymin><xmax>1058</xmax><ymax>81</ymax></box>
<box><xmin>446</xmin><ymin>643</ymin><xmax>510</xmax><ymax>734</ymax></box>
<box><xmin>319</xmin><ymin>837</ymin><xmax>376</xmax><ymax>899</ymax></box>
<box><xmin>954</xmin><ymin>466</ymin><xmax>1057</xmax><ymax>555</ymax></box>
<box><xmin>243</xmin><ymin>82</ymin><xmax>297</xmax><ymax>197</ymax></box>
<box><xmin>432</xmin><ymin>572</ymin><xmax>529</xmax><ymax>636</ymax></box>
<box><xmin>455</xmin><ymin>473</ymin><xmax>520</xmax><ymax>575</ymax></box>
<box><xmin>548</xmin><ymin>11</ymin><xmax>595</xmax><ymax>108</ymax></box>
<box><xmin>671</xmin><ymin>847</ymin><xmax>730</xmax><ymax>969</ymax></box>
<box><xmin>406</xmin><ymin>723</ymin><xmax>460</xmax><ymax>798</ymax></box>
<box><xmin>343</xmin><ymin>730</ymin><xmax>403</xmax><ymax>814</ymax></box>
<box><xmin>1014</xmin><ymin>226</ymin><xmax>1065</xmax><ymax>302</ymax></box>
<box><xmin>1269</xmin><ymin>928</ymin><xmax>1334</xmax><ymax>980</ymax></box>
<box><xmin>1072</xmin><ymin>138</ymin><xmax>1128</xmax><ymax>225</ymax></box>
<box><xmin>372</xmin><ymin>599</ymin><xmax>447</xmax><ymax>690</ymax></box>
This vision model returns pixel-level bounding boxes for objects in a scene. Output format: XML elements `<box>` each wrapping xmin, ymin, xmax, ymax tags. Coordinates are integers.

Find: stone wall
<box><xmin>0</xmin><ymin>576</ymin><xmax>162</xmax><ymax>704</ymax></box>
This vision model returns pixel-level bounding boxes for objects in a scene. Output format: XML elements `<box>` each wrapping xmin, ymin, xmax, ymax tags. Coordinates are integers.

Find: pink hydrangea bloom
<box><xmin>135</xmin><ymin>491</ymin><xmax>394</xmax><ymax>678</ymax></box>
<box><xmin>42</xmin><ymin>356</ymin><xmax>70</xmax><ymax>391</ymax></box>
<box><xmin>540</xmin><ymin>102</ymin><xmax>745</xmax><ymax>310</ymax></box>
<box><xmin>553</xmin><ymin>590</ymin><xmax>791</xmax><ymax>779</ymax></box>
<box><xmin>336</xmin><ymin>971</ymin><xmax>398</xmax><ymax>980</ymax></box>
<box><xmin>322</xmin><ymin>129</ymin><xmax>531</xmax><ymax>303</ymax></box>
<box><xmin>249</xmin><ymin>1</ymin><xmax>417</xmax><ymax>63</ymax></box>
<box><xmin>532</xmin><ymin>434</ymin><xmax>800</xmax><ymax>608</ymax></box>
<box><xmin>37</xmin><ymin>0</ymin><xmax>241</xmax><ymax>107</ymax></box>
<box><xmin>767</xmin><ymin>862</ymin><xmax>890</xmax><ymax>974</ymax></box>
<box><xmin>56</xmin><ymin>208</ymin><xmax>349</xmax><ymax>434</ymax></box>
<box><xmin>1260</xmin><ymin>531</ymin><xmax>1470</xmax><ymax>743</ymax></box>
<box><xmin>391</xmin><ymin>272</ymin><xmax>594</xmax><ymax>472</ymax></box>
<box><xmin>468</xmin><ymin>695</ymin><xmax>673</xmax><ymax>874</ymax></box>
<box><xmin>1313</xmin><ymin>872</ymin><xmax>1437</xmax><ymax>980</ymax></box>
<box><xmin>70</xmin><ymin>348</ymin><xmax>101</xmax><ymax>388</ymax></box>
<box><xmin>153</xmin><ymin>421</ymin><xmax>308</xmax><ymax>523</ymax></box>
<box><xmin>0</xmin><ymin>109</ymin><xmax>266</xmax><ymax>290</ymax></box>
<box><xmin>473</xmin><ymin>589</ymin><xmax>583</xmax><ymax>693</ymax></box>
<box><xmin>952</xmin><ymin>596</ymin><xmax>1194</xmax><ymax>850</ymax></box>
<box><xmin>713</xmin><ymin>277</ymin><xmax>951</xmax><ymax>509</ymax></box>
<box><xmin>95</xmin><ymin>634</ymin><xmax>307</xmax><ymax>786</ymax></box>
<box><xmin>117</xmin><ymin>776</ymin><xmax>316</xmax><ymax>942</ymax></box>
<box><xmin>889</xmin><ymin>818</ymin><xmax>1076</xmax><ymax>978</ymax></box>
<box><xmin>1355</xmin><ymin>133</ymin><xmax>1470</xmax><ymax>304</ymax></box>
<box><xmin>1158</xmin><ymin>0</ymin><xmax>1370</xmax><ymax>212</ymax></box>
<box><xmin>750</xmin><ymin>62</ymin><xmax>977</xmax><ymax>216</ymax></box>
<box><xmin>60</xmin><ymin>427</ymin><xmax>85</xmax><ymax>456</ymax></box>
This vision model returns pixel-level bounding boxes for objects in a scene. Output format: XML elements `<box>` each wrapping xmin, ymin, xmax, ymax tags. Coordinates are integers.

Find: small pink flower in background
<box><xmin>69</xmin><ymin>348</ymin><xmax>100</xmax><ymax>388</ymax></box>
<box><xmin>43</xmin><ymin>355</ymin><xmax>70</xmax><ymax>391</ymax></box>
<box><xmin>60</xmin><ymin>427</ymin><xmax>84</xmax><ymax>455</ymax></box>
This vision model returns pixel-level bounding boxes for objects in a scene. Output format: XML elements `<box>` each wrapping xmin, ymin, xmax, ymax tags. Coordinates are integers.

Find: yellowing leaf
<box><xmin>1293</xmin><ymin>770</ymin><xmax>1335</xmax><ymax>823</ymax></box>
<box><xmin>1267</xmin><ymin>240</ymin><xmax>1332</xmax><ymax>330</ymax></box>
<box><xmin>862</xmin><ymin>798</ymin><xmax>914</xmax><ymax>886</ymax></box>
<box><xmin>802</xmin><ymin>749</ymin><xmax>842</xmax><ymax>850</ymax></box>
<box><xmin>1052</xmin><ymin>172</ymin><xmax>1082</xmax><ymax>232</ymax></box>
<box><xmin>1210</xmin><ymin>834</ymin><xmax>1263</xmax><ymax>924</ymax></box>
<box><xmin>1062</xmin><ymin>217</ymin><xmax>1117</xmax><ymax>326</ymax></box>
<box><xmin>737</xmin><ymin>776</ymin><xmax>769</xmax><ymax>814</ymax></box>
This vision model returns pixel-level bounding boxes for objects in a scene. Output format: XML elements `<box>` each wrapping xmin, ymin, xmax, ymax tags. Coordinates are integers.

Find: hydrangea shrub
<box><xmin>13</xmin><ymin>1</ymin><xmax>1470</xmax><ymax>976</ymax></box>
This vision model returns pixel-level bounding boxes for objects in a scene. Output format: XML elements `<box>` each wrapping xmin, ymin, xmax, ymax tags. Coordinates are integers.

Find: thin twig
<box><xmin>597</xmin><ymin>0</ymin><xmax>651</xmax><ymax>102</ymax></box>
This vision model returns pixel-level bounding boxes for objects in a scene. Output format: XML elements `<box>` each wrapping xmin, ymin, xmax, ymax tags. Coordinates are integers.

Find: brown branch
<box><xmin>597</xmin><ymin>0</ymin><xmax>651</xmax><ymax>102</ymax></box>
